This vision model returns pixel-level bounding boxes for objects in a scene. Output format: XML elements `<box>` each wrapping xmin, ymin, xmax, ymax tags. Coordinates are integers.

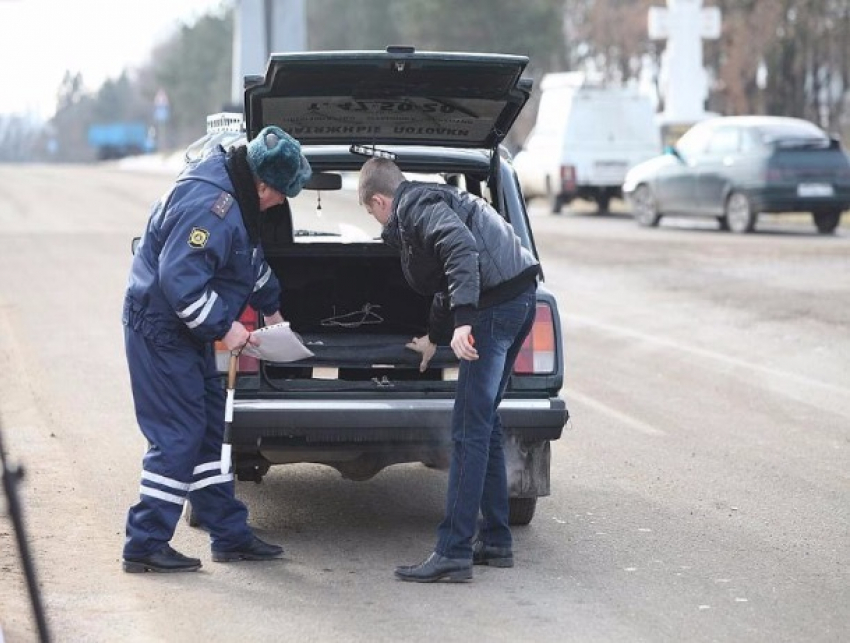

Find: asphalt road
<box><xmin>0</xmin><ymin>164</ymin><xmax>847</xmax><ymax>643</ymax></box>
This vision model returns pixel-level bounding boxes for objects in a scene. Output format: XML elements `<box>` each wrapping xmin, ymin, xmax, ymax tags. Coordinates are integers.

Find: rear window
<box><xmin>289</xmin><ymin>171</ymin><xmax>490</xmax><ymax>244</ymax></box>
<box><xmin>755</xmin><ymin>121</ymin><xmax>828</xmax><ymax>146</ymax></box>
<box><xmin>289</xmin><ymin>172</ymin><xmax>383</xmax><ymax>243</ymax></box>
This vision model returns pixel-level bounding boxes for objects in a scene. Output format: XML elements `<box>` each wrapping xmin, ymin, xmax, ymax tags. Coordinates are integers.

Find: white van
<box><xmin>513</xmin><ymin>72</ymin><xmax>662</xmax><ymax>213</ymax></box>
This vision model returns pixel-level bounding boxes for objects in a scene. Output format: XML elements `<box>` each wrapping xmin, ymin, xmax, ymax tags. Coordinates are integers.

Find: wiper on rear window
<box><xmin>294</xmin><ymin>230</ymin><xmax>342</xmax><ymax>237</ymax></box>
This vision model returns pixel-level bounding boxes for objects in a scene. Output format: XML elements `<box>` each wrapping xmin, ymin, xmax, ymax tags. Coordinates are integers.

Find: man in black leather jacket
<box><xmin>359</xmin><ymin>158</ymin><xmax>540</xmax><ymax>582</ymax></box>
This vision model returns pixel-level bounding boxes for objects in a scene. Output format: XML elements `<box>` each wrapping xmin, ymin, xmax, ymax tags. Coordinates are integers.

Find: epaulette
<box><xmin>211</xmin><ymin>192</ymin><xmax>235</xmax><ymax>218</ymax></box>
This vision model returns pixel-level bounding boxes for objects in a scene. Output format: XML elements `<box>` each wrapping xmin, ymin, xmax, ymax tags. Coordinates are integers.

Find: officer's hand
<box><xmin>405</xmin><ymin>335</ymin><xmax>437</xmax><ymax>372</ymax></box>
<box><xmin>451</xmin><ymin>325</ymin><xmax>478</xmax><ymax>362</ymax></box>
<box><xmin>264</xmin><ymin>311</ymin><xmax>284</xmax><ymax>326</ymax></box>
<box><xmin>222</xmin><ymin>321</ymin><xmax>258</xmax><ymax>352</ymax></box>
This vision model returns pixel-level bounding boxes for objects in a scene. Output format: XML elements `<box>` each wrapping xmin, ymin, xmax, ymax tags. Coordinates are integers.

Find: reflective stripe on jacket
<box><xmin>125</xmin><ymin>147</ymin><xmax>281</xmax><ymax>343</ymax></box>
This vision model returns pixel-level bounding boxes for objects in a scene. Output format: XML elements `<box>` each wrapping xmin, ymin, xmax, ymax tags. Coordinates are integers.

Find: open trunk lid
<box><xmin>244</xmin><ymin>46</ymin><xmax>531</xmax><ymax>149</ymax></box>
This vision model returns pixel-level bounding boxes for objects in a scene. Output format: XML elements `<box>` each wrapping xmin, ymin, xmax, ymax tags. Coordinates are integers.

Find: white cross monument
<box><xmin>649</xmin><ymin>0</ymin><xmax>722</xmax><ymax>144</ymax></box>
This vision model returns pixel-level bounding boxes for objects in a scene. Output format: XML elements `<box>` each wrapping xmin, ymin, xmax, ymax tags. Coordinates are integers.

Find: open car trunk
<box><xmin>261</xmin><ymin>245</ymin><xmax>459</xmax><ymax>389</ymax></box>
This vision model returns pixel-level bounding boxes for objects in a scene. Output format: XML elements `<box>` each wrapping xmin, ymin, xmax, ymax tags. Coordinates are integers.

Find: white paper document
<box><xmin>242</xmin><ymin>322</ymin><xmax>314</xmax><ymax>362</ymax></box>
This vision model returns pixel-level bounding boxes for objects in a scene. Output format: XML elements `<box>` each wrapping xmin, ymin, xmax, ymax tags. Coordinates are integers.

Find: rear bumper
<box><xmin>755</xmin><ymin>199</ymin><xmax>850</xmax><ymax>213</ymax></box>
<box><xmin>559</xmin><ymin>185</ymin><xmax>623</xmax><ymax>199</ymax></box>
<box><xmin>231</xmin><ymin>397</ymin><xmax>568</xmax><ymax>444</ymax></box>
<box><xmin>747</xmin><ymin>187</ymin><xmax>850</xmax><ymax>213</ymax></box>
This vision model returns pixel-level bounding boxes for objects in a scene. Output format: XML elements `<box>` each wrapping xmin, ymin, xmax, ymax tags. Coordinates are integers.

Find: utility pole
<box><xmin>231</xmin><ymin>0</ymin><xmax>306</xmax><ymax>107</ymax></box>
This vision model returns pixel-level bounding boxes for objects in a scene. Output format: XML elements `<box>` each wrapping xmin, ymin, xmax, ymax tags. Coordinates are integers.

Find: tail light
<box><xmin>560</xmin><ymin>165</ymin><xmax>576</xmax><ymax>192</ymax></box>
<box><xmin>765</xmin><ymin>167</ymin><xmax>792</xmax><ymax>182</ymax></box>
<box><xmin>513</xmin><ymin>303</ymin><xmax>557</xmax><ymax>375</ymax></box>
<box><xmin>215</xmin><ymin>306</ymin><xmax>259</xmax><ymax>374</ymax></box>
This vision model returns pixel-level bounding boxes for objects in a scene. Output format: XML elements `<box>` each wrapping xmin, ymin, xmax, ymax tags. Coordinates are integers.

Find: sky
<box><xmin>0</xmin><ymin>0</ymin><xmax>228</xmax><ymax>119</ymax></box>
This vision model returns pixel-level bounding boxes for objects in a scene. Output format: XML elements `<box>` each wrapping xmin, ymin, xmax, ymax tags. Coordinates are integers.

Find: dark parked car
<box><xmin>623</xmin><ymin>115</ymin><xmax>850</xmax><ymax>233</ymax></box>
<box><xmin>179</xmin><ymin>47</ymin><xmax>569</xmax><ymax>526</ymax></box>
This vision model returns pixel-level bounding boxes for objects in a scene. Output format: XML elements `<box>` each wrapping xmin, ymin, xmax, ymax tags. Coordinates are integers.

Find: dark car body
<box><xmin>623</xmin><ymin>115</ymin><xmax>850</xmax><ymax>233</ymax></box>
<box><xmin>184</xmin><ymin>48</ymin><xmax>569</xmax><ymax>526</ymax></box>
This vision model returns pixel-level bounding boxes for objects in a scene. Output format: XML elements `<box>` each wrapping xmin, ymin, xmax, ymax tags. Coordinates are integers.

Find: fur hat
<box><xmin>246</xmin><ymin>126</ymin><xmax>312</xmax><ymax>197</ymax></box>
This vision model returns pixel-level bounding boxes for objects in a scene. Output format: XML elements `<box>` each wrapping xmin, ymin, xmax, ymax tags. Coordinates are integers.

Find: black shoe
<box><xmin>472</xmin><ymin>540</ymin><xmax>514</xmax><ymax>568</ymax></box>
<box><xmin>394</xmin><ymin>552</ymin><xmax>472</xmax><ymax>583</ymax></box>
<box><xmin>212</xmin><ymin>535</ymin><xmax>284</xmax><ymax>562</ymax></box>
<box><xmin>123</xmin><ymin>545</ymin><xmax>202</xmax><ymax>573</ymax></box>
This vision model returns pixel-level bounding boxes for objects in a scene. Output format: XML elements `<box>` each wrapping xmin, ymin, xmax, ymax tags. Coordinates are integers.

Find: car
<box><xmin>514</xmin><ymin>72</ymin><xmax>662</xmax><ymax>213</ymax></box>
<box><xmin>181</xmin><ymin>47</ymin><xmax>569</xmax><ymax>526</ymax></box>
<box><xmin>622</xmin><ymin>115</ymin><xmax>850</xmax><ymax>233</ymax></box>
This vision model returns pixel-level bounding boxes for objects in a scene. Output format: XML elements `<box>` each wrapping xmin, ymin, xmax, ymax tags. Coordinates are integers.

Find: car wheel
<box><xmin>631</xmin><ymin>185</ymin><xmax>661</xmax><ymax>227</ymax></box>
<box><xmin>550</xmin><ymin>194</ymin><xmax>565</xmax><ymax>214</ymax></box>
<box><xmin>812</xmin><ymin>209</ymin><xmax>842</xmax><ymax>234</ymax></box>
<box><xmin>545</xmin><ymin>177</ymin><xmax>564</xmax><ymax>214</ymax></box>
<box><xmin>725</xmin><ymin>191</ymin><xmax>756</xmax><ymax>233</ymax></box>
<box><xmin>717</xmin><ymin>216</ymin><xmax>730</xmax><ymax>231</ymax></box>
<box><xmin>508</xmin><ymin>497</ymin><xmax>537</xmax><ymax>525</ymax></box>
<box><xmin>595</xmin><ymin>193</ymin><xmax>611</xmax><ymax>213</ymax></box>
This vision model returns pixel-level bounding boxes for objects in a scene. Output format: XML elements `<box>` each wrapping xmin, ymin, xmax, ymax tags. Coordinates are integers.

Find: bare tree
<box><xmin>705</xmin><ymin>0</ymin><xmax>850</xmax><ymax>136</ymax></box>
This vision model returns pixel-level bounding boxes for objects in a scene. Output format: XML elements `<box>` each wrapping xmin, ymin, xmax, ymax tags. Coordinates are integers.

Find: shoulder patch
<box><xmin>211</xmin><ymin>192</ymin><xmax>234</xmax><ymax>218</ymax></box>
<box><xmin>188</xmin><ymin>227</ymin><xmax>210</xmax><ymax>249</ymax></box>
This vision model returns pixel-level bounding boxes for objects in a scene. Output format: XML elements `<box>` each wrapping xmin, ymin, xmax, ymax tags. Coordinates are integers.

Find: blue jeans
<box><xmin>435</xmin><ymin>285</ymin><xmax>537</xmax><ymax>560</ymax></box>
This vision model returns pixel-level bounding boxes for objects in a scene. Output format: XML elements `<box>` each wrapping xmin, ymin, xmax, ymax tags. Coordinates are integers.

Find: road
<box><xmin>0</xmin><ymin>164</ymin><xmax>847</xmax><ymax>642</ymax></box>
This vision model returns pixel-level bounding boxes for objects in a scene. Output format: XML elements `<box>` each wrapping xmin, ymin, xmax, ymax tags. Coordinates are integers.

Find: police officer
<box><xmin>122</xmin><ymin>126</ymin><xmax>311</xmax><ymax>573</ymax></box>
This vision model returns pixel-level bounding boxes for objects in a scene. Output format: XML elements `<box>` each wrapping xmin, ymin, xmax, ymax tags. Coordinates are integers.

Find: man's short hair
<box><xmin>358</xmin><ymin>157</ymin><xmax>405</xmax><ymax>204</ymax></box>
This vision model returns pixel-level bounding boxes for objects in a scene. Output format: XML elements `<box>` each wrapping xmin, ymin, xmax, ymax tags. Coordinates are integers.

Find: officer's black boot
<box><xmin>212</xmin><ymin>535</ymin><xmax>284</xmax><ymax>562</ymax></box>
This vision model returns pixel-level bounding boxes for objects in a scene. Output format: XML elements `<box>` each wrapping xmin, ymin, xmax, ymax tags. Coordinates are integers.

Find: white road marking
<box><xmin>566</xmin><ymin>313</ymin><xmax>850</xmax><ymax>398</ymax></box>
<box><xmin>565</xmin><ymin>388</ymin><xmax>666</xmax><ymax>436</ymax></box>
<box><xmin>564</xmin><ymin>313</ymin><xmax>850</xmax><ymax>421</ymax></box>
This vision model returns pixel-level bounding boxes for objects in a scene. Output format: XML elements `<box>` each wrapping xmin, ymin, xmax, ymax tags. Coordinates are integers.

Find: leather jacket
<box><xmin>381</xmin><ymin>181</ymin><xmax>539</xmax><ymax>342</ymax></box>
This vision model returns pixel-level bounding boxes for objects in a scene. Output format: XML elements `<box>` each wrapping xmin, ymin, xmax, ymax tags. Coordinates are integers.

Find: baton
<box><xmin>220</xmin><ymin>352</ymin><xmax>238</xmax><ymax>474</ymax></box>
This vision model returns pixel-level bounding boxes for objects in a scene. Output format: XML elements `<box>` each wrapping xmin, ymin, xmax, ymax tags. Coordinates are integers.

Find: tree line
<box><xmin>2</xmin><ymin>0</ymin><xmax>849</xmax><ymax>162</ymax></box>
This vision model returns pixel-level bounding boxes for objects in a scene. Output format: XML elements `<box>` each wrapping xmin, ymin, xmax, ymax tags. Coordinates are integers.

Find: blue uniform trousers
<box><xmin>123</xmin><ymin>322</ymin><xmax>252</xmax><ymax>558</ymax></box>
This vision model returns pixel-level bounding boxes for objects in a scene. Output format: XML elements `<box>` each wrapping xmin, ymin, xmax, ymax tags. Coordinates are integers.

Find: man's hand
<box><xmin>222</xmin><ymin>321</ymin><xmax>258</xmax><ymax>352</ymax></box>
<box><xmin>450</xmin><ymin>325</ymin><xmax>478</xmax><ymax>362</ymax></box>
<box><xmin>264</xmin><ymin>311</ymin><xmax>284</xmax><ymax>326</ymax></box>
<box><xmin>406</xmin><ymin>335</ymin><xmax>437</xmax><ymax>372</ymax></box>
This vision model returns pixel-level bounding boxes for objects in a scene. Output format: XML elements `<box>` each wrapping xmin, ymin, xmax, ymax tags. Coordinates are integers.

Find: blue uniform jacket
<box><xmin>125</xmin><ymin>147</ymin><xmax>281</xmax><ymax>344</ymax></box>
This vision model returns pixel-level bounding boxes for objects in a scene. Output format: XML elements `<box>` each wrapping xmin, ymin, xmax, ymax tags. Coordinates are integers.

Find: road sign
<box><xmin>154</xmin><ymin>89</ymin><xmax>170</xmax><ymax>124</ymax></box>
